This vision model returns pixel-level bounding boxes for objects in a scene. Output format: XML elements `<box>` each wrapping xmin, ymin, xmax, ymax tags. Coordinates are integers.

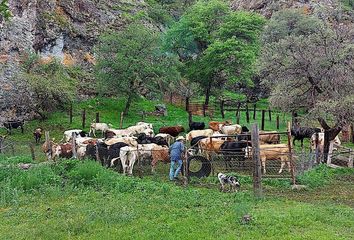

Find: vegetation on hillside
<box><xmin>0</xmin><ymin>0</ymin><xmax>10</xmax><ymax>21</ymax></box>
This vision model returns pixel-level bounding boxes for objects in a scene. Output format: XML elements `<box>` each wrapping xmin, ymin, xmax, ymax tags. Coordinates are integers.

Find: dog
<box><xmin>218</xmin><ymin>173</ymin><xmax>240</xmax><ymax>192</ymax></box>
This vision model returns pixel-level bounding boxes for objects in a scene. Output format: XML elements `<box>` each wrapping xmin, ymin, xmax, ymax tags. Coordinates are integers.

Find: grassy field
<box><xmin>0</xmin><ymin>97</ymin><xmax>353</xmax><ymax>239</ymax></box>
<box><xmin>0</xmin><ymin>156</ymin><xmax>353</xmax><ymax>240</ymax></box>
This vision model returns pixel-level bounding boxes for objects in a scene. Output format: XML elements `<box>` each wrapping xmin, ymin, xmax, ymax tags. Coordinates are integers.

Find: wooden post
<box><xmin>185</xmin><ymin>97</ymin><xmax>190</xmax><ymax>112</ymax></box>
<box><xmin>287</xmin><ymin>122</ymin><xmax>295</xmax><ymax>185</ymax></box>
<box><xmin>203</xmin><ymin>104</ymin><xmax>206</xmax><ymax>117</ymax></box>
<box><xmin>235</xmin><ymin>101</ymin><xmax>241</xmax><ymax>118</ymax></box>
<box><xmin>253</xmin><ymin>104</ymin><xmax>256</xmax><ymax>120</ymax></box>
<box><xmin>236</xmin><ymin>111</ymin><xmax>240</xmax><ymax>124</ymax></box>
<box><xmin>72</xmin><ymin>132</ymin><xmax>77</xmax><ymax>159</ymax></box>
<box><xmin>183</xmin><ymin>151</ymin><xmax>189</xmax><ymax>186</ymax></box>
<box><xmin>251</xmin><ymin>124</ymin><xmax>262</xmax><ymax>198</ymax></box>
<box><xmin>169</xmin><ymin>92</ymin><xmax>173</xmax><ymax>104</ymax></box>
<box><xmin>261</xmin><ymin>110</ymin><xmax>265</xmax><ymax>130</ymax></box>
<box><xmin>268</xmin><ymin>109</ymin><xmax>272</xmax><ymax>122</ymax></box>
<box><xmin>188</xmin><ymin>111</ymin><xmax>193</xmax><ymax>128</ymax></box>
<box><xmin>82</xmin><ymin>109</ymin><xmax>86</xmax><ymax>129</ymax></box>
<box><xmin>69</xmin><ymin>104</ymin><xmax>73</xmax><ymax>124</ymax></box>
<box><xmin>351</xmin><ymin>123</ymin><xmax>354</xmax><ymax>143</ymax></box>
<box><xmin>348</xmin><ymin>150</ymin><xmax>353</xmax><ymax>168</ymax></box>
<box><xmin>96</xmin><ymin>112</ymin><xmax>100</xmax><ymax>123</ymax></box>
<box><xmin>29</xmin><ymin>143</ymin><xmax>36</xmax><ymax>161</ymax></box>
<box><xmin>220</xmin><ymin>100</ymin><xmax>225</xmax><ymax>119</ymax></box>
<box><xmin>0</xmin><ymin>137</ymin><xmax>3</xmax><ymax>154</ymax></box>
<box><xmin>276</xmin><ymin>115</ymin><xmax>280</xmax><ymax>130</ymax></box>
<box><xmin>45</xmin><ymin>131</ymin><xmax>52</xmax><ymax>161</ymax></box>
<box><xmin>120</xmin><ymin>112</ymin><xmax>124</xmax><ymax>129</ymax></box>
<box><xmin>246</xmin><ymin>104</ymin><xmax>250</xmax><ymax>123</ymax></box>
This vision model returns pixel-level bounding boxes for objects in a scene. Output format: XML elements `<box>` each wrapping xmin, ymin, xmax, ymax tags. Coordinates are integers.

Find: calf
<box><xmin>159</xmin><ymin>126</ymin><xmax>185</xmax><ymax>137</ymax></box>
<box><xmin>245</xmin><ymin>144</ymin><xmax>290</xmax><ymax>174</ymax></box>
<box><xmin>291</xmin><ymin>124</ymin><xmax>321</xmax><ymax>147</ymax></box>
<box><xmin>52</xmin><ymin>143</ymin><xmax>73</xmax><ymax>161</ymax></box>
<box><xmin>3</xmin><ymin>120</ymin><xmax>24</xmax><ymax>134</ymax></box>
<box><xmin>33</xmin><ymin>128</ymin><xmax>43</xmax><ymax>144</ymax></box>
<box><xmin>189</xmin><ymin>122</ymin><xmax>205</xmax><ymax>131</ymax></box>
<box><xmin>151</xmin><ymin>145</ymin><xmax>170</xmax><ymax>172</ymax></box>
<box><xmin>90</xmin><ymin>123</ymin><xmax>110</xmax><ymax>137</ymax></box>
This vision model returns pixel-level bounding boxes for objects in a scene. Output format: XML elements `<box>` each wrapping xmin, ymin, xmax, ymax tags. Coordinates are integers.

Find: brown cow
<box><xmin>259</xmin><ymin>131</ymin><xmax>280</xmax><ymax>144</ymax></box>
<box><xmin>159</xmin><ymin>126</ymin><xmax>185</xmax><ymax>137</ymax></box>
<box><xmin>151</xmin><ymin>145</ymin><xmax>170</xmax><ymax>173</ymax></box>
<box><xmin>198</xmin><ymin>137</ymin><xmax>227</xmax><ymax>159</ymax></box>
<box><xmin>208</xmin><ymin>120</ymin><xmax>232</xmax><ymax>131</ymax></box>
<box><xmin>52</xmin><ymin>143</ymin><xmax>73</xmax><ymax>160</ymax></box>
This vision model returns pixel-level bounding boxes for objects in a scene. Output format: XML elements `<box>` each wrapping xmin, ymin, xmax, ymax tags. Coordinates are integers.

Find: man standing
<box><xmin>169</xmin><ymin>136</ymin><xmax>185</xmax><ymax>181</ymax></box>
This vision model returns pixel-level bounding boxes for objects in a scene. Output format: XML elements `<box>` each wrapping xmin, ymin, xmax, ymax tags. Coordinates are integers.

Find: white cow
<box><xmin>117</xmin><ymin>146</ymin><xmax>138</xmax><ymax>175</ymax></box>
<box><xmin>186</xmin><ymin>129</ymin><xmax>214</xmax><ymax>141</ymax></box>
<box><xmin>219</xmin><ymin>124</ymin><xmax>242</xmax><ymax>135</ymax></box>
<box><xmin>106</xmin><ymin>128</ymin><xmax>133</xmax><ymax>137</ymax></box>
<box><xmin>89</xmin><ymin>123</ymin><xmax>110</xmax><ymax>137</ymax></box>
<box><xmin>136</xmin><ymin>122</ymin><xmax>153</xmax><ymax>130</ymax></box>
<box><xmin>63</xmin><ymin>129</ymin><xmax>86</xmax><ymax>142</ymax></box>
<box><xmin>155</xmin><ymin>133</ymin><xmax>174</xmax><ymax>146</ymax></box>
<box><xmin>104</xmin><ymin>137</ymin><xmax>138</xmax><ymax>147</ymax></box>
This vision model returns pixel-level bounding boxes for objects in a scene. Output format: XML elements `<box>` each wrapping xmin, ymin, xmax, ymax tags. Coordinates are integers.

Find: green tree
<box><xmin>165</xmin><ymin>0</ymin><xmax>265</xmax><ymax>105</ymax></box>
<box><xmin>95</xmin><ymin>23</ymin><xmax>180</xmax><ymax>115</ymax></box>
<box><xmin>0</xmin><ymin>0</ymin><xmax>11</xmax><ymax>21</ymax></box>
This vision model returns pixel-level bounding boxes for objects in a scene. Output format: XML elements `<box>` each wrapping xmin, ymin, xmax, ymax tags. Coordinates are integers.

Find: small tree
<box><xmin>95</xmin><ymin>23</ymin><xmax>180</xmax><ymax>115</ymax></box>
<box><xmin>22</xmin><ymin>54</ymin><xmax>77</xmax><ymax>119</ymax></box>
<box><xmin>260</xmin><ymin>10</ymin><xmax>354</xmax><ymax>160</ymax></box>
<box><xmin>0</xmin><ymin>0</ymin><xmax>11</xmax><ymax>22</ymax></box>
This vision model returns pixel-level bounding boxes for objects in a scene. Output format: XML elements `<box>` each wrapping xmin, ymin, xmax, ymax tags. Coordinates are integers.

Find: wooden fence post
<box><xmin>268</xmin><ymin>109</ymin><xmax>272</xmax><ymax>122</ymax></box>
<box><xmin>188</xmin><ymin>111</ymin><xmax>192</xmax><ymax>128</ymax></box>
<box><xmin>96</xmin><ymin>112</ymin><xmax>100</xmax><ymax>123</ymax></box>
<box><xmin>120</xmin><ymin>112</ymin><xmax>124</xmax><ymax>129</ymax></box>
<box><xmin>351</xmin><ymin>123</ymin><xmax>354</xmax><ymax>143</ymax></box>
<box><xmin>348</xmin><ymin>150</ymin><xmax>353</xmax><ymax>168</ymax></box>
<box><xmin>276</xmin><ymin>114</ymin><xmax>280</xmax><ymax>130</ymax></box>
<box><xmin>183</xmin><ymin>151</ymin><xmax>189</xmax><ymax>186</ymax></box>
<box><xmin>251</xmin><ymin>124</ymin><xmax>262</xmax><ymax>198</ymax></box>
<box><xmin>72</xmin><ymin>132</ymin><xmax>77</xmax><ymax>159</ymax></box>
<box><xmin>220</xmin><ymin>100</ymin><xmax>225</xmax><ymax>119</ymax></box>
<box><xmin>246</xmin><ymin>104</ymin><xmax>250</xmax><ymax>123</ymax></box>
<box><xmin>236</xmin><ymin>111</ymin><xmax>240</xmax><ymax>124</ymax></box>
<box><xmin>185</xmin><ymin>97</ymin><xmax>190</xmax><ymax>112</ymax></box>
<box><xmin>0</xmin><ymin>137</ymin><xmax>3</xmax><ymax>154</ymax></box>
<box><xmin>45</xmin><ymin>131</ymin><xmax>52</xmax><ymax>161</ymax></box>
<box><xmin>287</xmin><ymin>122</ymin><xmax>295</xmax><ymax>185</ymax></box>
<box><xmin>203</xmin><ymin>104</ymin><xmax>206</xmax><ymax>117</ymax></box>
<box><xmin>69</xmin><ymin>104</ymin><xmax>73</xmax><ymax>124</ymax></box>
<box><xmin>253</xmin><ymin>104</ymin><xmax>256</xmax><ymax>120</ymax></box>
<box><xmin>82</xmin><ymin>109</ymin><xmax>86</xmax><ymax>129</ymax></box>
<box><xmin>261</xmin><ymin>110</ymin><xmax>265</xmax><ymax>130</ymax></box>
<box><xmin>29</xmin><ymin>143</ymin><xmax>36</xmax><ymax>161</ymax></box>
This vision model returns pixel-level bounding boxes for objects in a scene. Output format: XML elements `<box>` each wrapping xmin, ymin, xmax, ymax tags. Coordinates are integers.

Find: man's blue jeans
<box><xmin>169</xmin><ymin>159</ymin><xmax>182</xmax><ymax>180</ymax></box>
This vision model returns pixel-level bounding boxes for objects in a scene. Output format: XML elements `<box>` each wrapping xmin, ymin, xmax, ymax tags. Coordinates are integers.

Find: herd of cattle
<box><xmin>30</xmin><ymin>119</ymin><xmax>342</xmax><ymax>176</ymax></box>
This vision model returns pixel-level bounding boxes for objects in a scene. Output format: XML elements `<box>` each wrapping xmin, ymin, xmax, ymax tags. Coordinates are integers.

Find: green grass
<box><xmin>0</xmin><ymin>159</ymin><xmax>353</xmax><ymax>239</ymax></box>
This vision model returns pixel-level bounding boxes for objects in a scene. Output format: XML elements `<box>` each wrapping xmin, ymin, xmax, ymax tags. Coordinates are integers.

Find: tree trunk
<box><xmin>318</xmin><ymin>118</ymin><xmax>342</xmax><ymax>163</ymax></box>
<box><xmin>204</xmin><ymin>81</ymin><xmax>212</xmax><ymax>107</ymax></box>
<box><xmin>124</xmin><ymin>94</ymin><xmax>133</xmax><ymax>116</ymax></box>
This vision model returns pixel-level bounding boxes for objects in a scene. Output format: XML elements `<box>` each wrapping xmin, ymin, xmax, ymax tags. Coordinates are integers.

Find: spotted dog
<box><xmin>218</xmin><ymin>173</ymin><xmax>240</xmax><ymax>192</ymax></box>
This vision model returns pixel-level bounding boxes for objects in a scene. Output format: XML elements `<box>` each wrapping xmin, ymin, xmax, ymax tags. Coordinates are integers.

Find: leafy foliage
<box><xmin>22</xmin><ymin>53</ymin><xmax>77</xmax><ymax>119</ymax></box>
<box><xmin>0</xmin><ymin>0</ymin><xmax>11</xmax><ymax>21</ymax></box>
<box><xmin>95</xmin><ymin>22</ymin><xmax>180</xmax><ymax>114</ymax></box>
<box><xmin>165</xmin><ymin>0</ymin><xmax>265</xmax><ymax>103</ymax></box>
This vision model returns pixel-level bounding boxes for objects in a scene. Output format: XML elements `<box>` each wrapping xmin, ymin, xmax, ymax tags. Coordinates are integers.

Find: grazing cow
<box><xmin>33</xmin><ymin>128</ymin><xmax>43</xmax><ymax>144</ymax></box>
<box><xmin>291</xmin><ymin>123</ymin><xmax>321</xmax><ymax>147</ymax></box>
<box><xmin>104</xmin><ymin>137</ymin><xmax>138</xmax><ymax>147</ymax></box>
<box><xmin>245</xmin><ymin>144</ymin><xmax>290</xmax><ymax>174</ymax></box>
<box><xmin>219</xmin><ymin>124</ymin><xmax>242</xmax><ymax>135</ymax></box>
<box><xmin>63</xmin><ymin>130</ymin><xmax>87</xmax><ymax>142</ymax></box>
<box><xmin>151</xmin><ymin>145</ymin><xmax>170</xmax><ymax>172</ymax></box>
<box><xmin>218</xmin><ymin>173</ymin><xmax>240</xmax><ymax>192</ymax></box>
<box><xmin>186</xmin><ymin>129</ymin><xmax>214</xmax><ymax>141</ymax></box>
<box><xmin>155</xmin><ymin>133</ymin><xmax>174</xmax><ymax>146</ymax></box>
<box><xmin>3</xmin><ymin>120</ymin><xmax>24</xmax><ymax>134</ymax></box>
<box><xmin>259</xmin><ymin>131</ymin><xmax>280</xmax><ymax>144</ymax></box>
<box><xmin>89</xmin><ymin>123</ymin><xmax>110</xmax><ymax>137</ymax></box>
<box><xmin>189</xmin><ymin>122</ymin><xmax>205</xmax><ymax>131</ymax></box>
<box><xmin>52</xmin><ymin>143</ymin><xmax>73</xmax><ymax>160</ymax></box>
<box><xmin>159</xmin><ymin>126</ymin><xmax>185</xmax><ymax>137</ymax></box>
<box><xmin>310</xmin><ymin>132</ymin><xmax>341</xmax><ymax>153</ymax></box>
<box><xmin>209</xmin><ymin>120</ymin><xmax>231</xmax><ymax>131</ymax></box>
<box><xmin>105</xmin><ymin>129</ymin><xmax>133</xmax><ymax>138</ymax></box>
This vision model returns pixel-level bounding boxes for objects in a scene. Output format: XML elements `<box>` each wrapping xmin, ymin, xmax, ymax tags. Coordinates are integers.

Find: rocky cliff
<box><xmin>0</xmin><ymin>0</ymin><xmax>352</xmax><ymax>122</ymax></box>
